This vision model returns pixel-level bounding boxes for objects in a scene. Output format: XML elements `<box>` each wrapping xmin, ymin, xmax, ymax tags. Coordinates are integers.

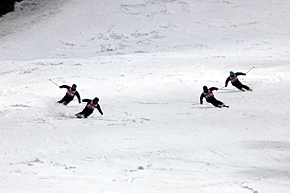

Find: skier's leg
<box><xmin>236</xmin><ymin>85</ymin><xmax>244</xmax><ymax>91</ymax></box>
<box><xmin>242</xmin><ymin>84</ymin><xmax>252</xmax><ymax>91</ymax></box>
<box><xmin>63</xmin><ymin>100</ymin><xmax>70</xmax><ymax>105</ymax></box>
<box><xmin>57</xmin><ymin>96</ymin><xmax>66</xmax><ymax>104</ymax></box>
<box><xmin>210</xmin><ymin>100</ymin><xmax>222</xmax><ymax>108</ymax></box>
<box><xmin>233</xmin><ymin>83</ymin><xmax>245</xmax><ymax>91</ymax></box>
<box><xmin>77</xmin><ymin>109</ymin><xmax>85</xmax><ymax>115</ymax></box>
<box><xmin>76</xmin><ymin>109</ymin><xmax>85</xmax><ymax>117</ymax></box>
<box><xmin>216</xmin><ymin>100</ymin><xmax>225</xmax><ymax>108</ymax></box>
<box><xmin>84</xmin><ymin>111</ymin><xmax>93</xmax><ymax>118</ymax></box>
<box><xmin>216</xmin><ymin>100</ymin><xmax>224</xmax><ymax>106</ymax></box>
<box><xmin>215</xmin><ymin>99</ymin><xmax>228</xmax><ymax>108</ymax></box>
<box><xmin>63</xmin><ymin>97</ymin><xmax>72</xmax><ymax>105</ymax></box>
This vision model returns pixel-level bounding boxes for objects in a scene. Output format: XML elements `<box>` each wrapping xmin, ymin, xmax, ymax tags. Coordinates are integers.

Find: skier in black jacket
<box><xmin>76</xmin><ymin>97</ymin><xmax>103</xmax><ymax>118</ymax></box>
<box><xmin>57</xmin><ymin>84</ymin><xmax>81</xmax><ymax>105</ymax></box>
<box><xmin>225</xmin><ymin>71</ymin><xmax>252</xmax><ymax>91</ymax></box>
<box><xmin>200</xmin><ymin>86</ymin><xmax>228</xmax><ymax>108</ymax></box>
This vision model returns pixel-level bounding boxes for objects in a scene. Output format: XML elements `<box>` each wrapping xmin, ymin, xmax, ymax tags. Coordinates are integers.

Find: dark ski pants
<box><xmin>76</xmin><ymin>108</ymin><xmax>93</xmax><ymax>118</ymax></box>
<box><xmin>58</xmin><ymin>96</ymin><xmax>73</xmax><ymax>105</ymax></box>
<box><xmin>233</xmin><ymin>82</ymin><xmax>250</xmax><ymax>91</ymax></box>
<box><xmin>207</xmin><ymin>98</ymin><xmax>224</xmax><ymax>108</ymax></box>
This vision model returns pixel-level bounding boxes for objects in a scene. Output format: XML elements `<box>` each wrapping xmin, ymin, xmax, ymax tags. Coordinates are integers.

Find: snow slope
<box><xmin>1</xmin><ymin>0</ymin><xmax>290</xmax><ymax>61</ymax></box>
<box><xmin>0</xmin><ymin>0</ymin><xmax>290</xmax><ymax>193</ymax></box>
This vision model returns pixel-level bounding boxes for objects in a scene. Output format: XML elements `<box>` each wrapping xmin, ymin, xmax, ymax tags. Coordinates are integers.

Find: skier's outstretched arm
<box><xmin>76</xmin><ymin>92</ymin><xmax>81</xmax><ymax>103</ymax></box>
<box><xmin>210</xmin><ymin>87</ymin><xmax>218</xmax><ymax>92</ymax></box>
<box><xmin>82</xmin><ymin>99</ymin><xmax>91</xmax><ymax>103</ymax></box>
<box><xmin>59</xmin><ymin>85</ymin><xmax>70</xmax><ymax>89</ymax></box>
<box><xmin>97</xmin><ymin>105</ymin><xmax>103</xmax><ymax>115</ymax></box>
<box><xmin>225</xmin><ymin>77</ymin><xmax>230</xmax><ymax>87</ymax></box>
<box><xmin>235</xmin><ymin>72</ymin><xmax>246</xmax><ymax>76</ymax></box>
<box><xmin>200</xmin><ymin>94</ymin><xmax>204</xmax><ymax>105</ymax></box>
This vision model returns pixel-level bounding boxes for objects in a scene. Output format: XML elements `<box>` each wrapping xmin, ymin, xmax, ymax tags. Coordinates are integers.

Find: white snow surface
<box><xmin>0</xmin><ymin>0</ymin><xmax>290</xmax><ymax>192</ymax></box>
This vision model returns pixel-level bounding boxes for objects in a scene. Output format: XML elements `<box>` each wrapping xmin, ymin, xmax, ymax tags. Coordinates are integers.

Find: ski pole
<box><xmin>218</xmin><ymin>87</ymin><xmax>233</xmax><ymax>91</ymax></box>
<box><xmin>218</xmin><ymin>87</ymin><xmax>232</xmax><ymax>90</ymax></box>
<box><xmin>49</xmin><ymin>79</ymin><xmax>59</xmax><ymax>87</ymax></box>
<box><xmin>246</xmin><ymin>66</ymin><xmax>255</xmax><ymax>74</ymax></box>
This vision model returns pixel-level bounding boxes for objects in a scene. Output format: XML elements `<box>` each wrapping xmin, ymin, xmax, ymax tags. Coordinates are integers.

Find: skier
<box><xmin>225</xmin><ymin>71</ymin><xmax>252</xmax><ymax>91</ymax></box>
<box><xmin>200</xmin><ymin>86</ymin><xmax>228</xmax><ymax>108</ymax></box>
<box><xmin>57</xmin><ymin>84</ymin><xmax>81</xmax><ymax>105</ymax></box>
<box><xmin>76</xmin><ymin>97</ymin><xmax>103</xmax><ymax>118</ymax></box>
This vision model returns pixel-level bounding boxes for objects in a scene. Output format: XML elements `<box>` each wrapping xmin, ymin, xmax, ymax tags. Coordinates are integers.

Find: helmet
<box><xmin>229</xmin><ymin>71</ymin><xmax>234</xmax><ymax>76</ymax></box>
<box><xmin>71</xmin><ymin>84</ymin><xmax>77</xmax><ymax>91</ymax></box>
<box><xmin>203</xmin><ymin>86</ymin><xmax>208</xmax><ymax>93</ymax></box>
<box><xmin>93</xmin><ymin>97</ymin><xmax>99</xmax><ymax>104</ymax></box>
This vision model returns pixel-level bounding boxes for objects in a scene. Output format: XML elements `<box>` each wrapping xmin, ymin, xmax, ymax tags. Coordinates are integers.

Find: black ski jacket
<box><xmin>200</xmin><ymin>87</ymin><xmax>218</xmax><ymax>104</ymax></box>
<box><xmin>82</xmin><ymin>99</ymin><xmax>103</xmax><ymax>115</ymax></box>
<box><xmin>225</xmin><ymin>72</ymin><xmax>246</xmax><ymax>87</ymax></box>
<box><xmin>60</xmin><ymin>85</ymin><xmax>81</xmax><ymax>103</ymax></box>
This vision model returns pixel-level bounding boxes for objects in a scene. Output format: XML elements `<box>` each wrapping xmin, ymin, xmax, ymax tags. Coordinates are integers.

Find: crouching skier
<box><xmin>225</xmin><ymin>71</ymin><xmax>252</xmax><ymax>91</ymax></box>
<box><xmin>58</xmin><ymin>84</ymin><xmax>81</xmax><ymax>105</ymax></box>
<box><xmin>200</xmin><ymin>86</ymin><xmax>229</xmax><ymax>108</ymax></box>
<box><xmin>76</xmin><ymin>97</ymin><xmax>103</xmax><ymax>118</ymax></box>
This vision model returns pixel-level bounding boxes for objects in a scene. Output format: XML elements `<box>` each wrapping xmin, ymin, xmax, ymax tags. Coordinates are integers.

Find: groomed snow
<box><xmin>0</xmin><ymin>0</ymin><xmax>290</xmax><ymax>192</ymax></box>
